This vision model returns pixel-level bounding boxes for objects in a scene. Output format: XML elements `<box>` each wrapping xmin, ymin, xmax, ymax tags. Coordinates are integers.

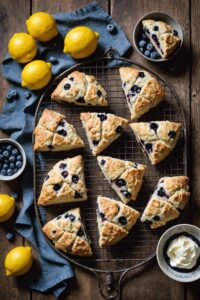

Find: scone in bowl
<box><xmin>133</xmin><ymin>12</ymin><xmax>183</xmax><ymax>62</ymax></box>
<box><xmin>156</xmin><ymin>224</ymin><xmax>200</xmax><ymax>282</ymax></box>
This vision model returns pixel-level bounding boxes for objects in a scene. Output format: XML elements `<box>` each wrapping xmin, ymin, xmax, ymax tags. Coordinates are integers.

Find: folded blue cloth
<box><xmin>0</xmin><ymin>1</ymin><xmax>131</xmax><ymax>298</ymax></box>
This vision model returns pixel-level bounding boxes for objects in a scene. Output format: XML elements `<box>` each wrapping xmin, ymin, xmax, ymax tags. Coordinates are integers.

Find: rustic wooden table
<box><xmin>0</xmin><ymin>0</ymin><xmax>200</xmax><ymax>299</ymax></box>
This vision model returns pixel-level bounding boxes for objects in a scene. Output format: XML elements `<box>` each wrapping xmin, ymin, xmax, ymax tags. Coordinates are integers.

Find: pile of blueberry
<box><xmin>138</xmin><ymin>32</ymin><xmax>161</xmax><ymax>59</ymax></box>
<box><xmin>0</xmin><ymin>144</ymin><xmax>23</xmax><ymax>176</ymax></box>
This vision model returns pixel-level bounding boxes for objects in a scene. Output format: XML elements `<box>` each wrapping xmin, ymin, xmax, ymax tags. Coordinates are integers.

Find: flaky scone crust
<box><xmin>51</xmin><ymin>70</ymin><xmax>108</xmax><ymax>106</ymax></box>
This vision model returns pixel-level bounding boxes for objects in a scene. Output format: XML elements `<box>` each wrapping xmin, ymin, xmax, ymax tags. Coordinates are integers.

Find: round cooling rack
<box><xmin>33</xmin><ymin>48</ymin><xmax>187</xmax><ymax>299</ymax></box>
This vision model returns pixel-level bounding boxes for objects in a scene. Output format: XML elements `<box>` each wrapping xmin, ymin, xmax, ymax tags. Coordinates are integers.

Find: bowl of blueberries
<box><xmin>133</xmin><ymin>12</ymin><xmax>183</xmax><ymax>62</ymax></box>
<box><xmin>0</xmin><ymin>138</ymin><xmax>26</xmax><ymax>181</ymax></box>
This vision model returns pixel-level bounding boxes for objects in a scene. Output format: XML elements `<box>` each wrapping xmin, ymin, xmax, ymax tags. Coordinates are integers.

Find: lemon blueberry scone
<box><xmin>97</xmin><ymin>156</ymin><xmax>147</xmax><ymax>204</ymax></box>
<box><xmin>80</xmin><ymin>112</ymin><xmax>129</xmax><ymax>156</ymax></box>
<box><xmin>142</xmin><ymin>20</ymin><xmax>181</xmax><ymax>59</ymax></box>
<box><xmin>130</xmin><ymin>121</ymin><xmax>182</xmax><ymax>165</ymax></box>
<box><xmin>34</xmin><ymin>109</ymin><xmax>84</xmax><ymax>151</ymax></box>
<box><xmin>96</xmin><ymin>196</ymin><xmax>140</xmax><ymax>247</ymax></box>
<box><xmin>43</xmin><ymin>208</ymin><xmax>92</xmax><ymax>256</ymax></box>
<box><xmin>37</xmin><ymin>155</ymin><xmax>87</xmax><ymax>206</ymax></box>
<box><xmin>51</xmin><ymin>71</ymin><xmax>108</xmax><ymax>106</ymax></box>
<box><xmin>119</xmin><ymin>67</ymin><xmax>165</xmax><ymax>120</ymax></box>
<box><xmin>141</xmin><ymin>176</ymin><xmax>189</xmax><ymax>229</ymax></box>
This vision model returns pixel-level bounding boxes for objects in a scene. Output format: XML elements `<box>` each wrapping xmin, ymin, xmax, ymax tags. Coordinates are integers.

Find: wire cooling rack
<box><xmin>34</xmin><ymin>49</ymin><xmax>187</xmax><ymax>299</ymax></box>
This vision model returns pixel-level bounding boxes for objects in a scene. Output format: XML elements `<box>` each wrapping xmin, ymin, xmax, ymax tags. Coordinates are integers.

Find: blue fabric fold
<box><xmin>0</xmin><ymin>1</ymin><xmax>131</xmax><ymax>298</ymax></box>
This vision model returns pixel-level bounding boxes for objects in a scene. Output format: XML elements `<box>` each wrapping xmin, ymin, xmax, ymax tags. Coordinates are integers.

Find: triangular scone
<box><xmin>97</xmin><ymin>196</ymin><xmax>140</xmax><ymax>247</ymax></box>
<box><xmin>130</xmin><ymin>121</ymin><xmax>182</xmax><ymax>165</ymax></box>
<box><xmin>37</xmin><ymin>155</ymin><xmax>87</xmax><ymax>206</ymax></box>
<box><xmin>34</xmin><ymin>109</ymin><xmax>84</xmax><ymax>152</ymax></box>
<box><xmin>142</xmin><ymin>20</ymin><xmax>181</xmax><ymax>59</ymax></box>
<box><xmin>43</xmin><ymin>208</ymin><xmax>92</xmax><ymax>256</ymax></box>
<box><xmin>80</xmin><ymin>112</ymin><xmax>129</xmax><ymax>156</ymax></box>
<box><xmin>97</xmin><ymin>156</ymin><xmax>147</xmax><ymax>203</ymax></box>
<box><xmin>119</xmin><ymin>67</ymin><xmax>165</xmax><ymax>120</ymax></box>
<box><xmin>51</xmin><ymin>71</ymin><xmax>108</xmax><ymax>106</ymax></box>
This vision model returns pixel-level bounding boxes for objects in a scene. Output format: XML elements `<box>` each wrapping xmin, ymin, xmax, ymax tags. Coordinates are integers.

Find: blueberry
<box><xmin>138</xmin><ymin>72</ymin><xmax>145</xmax><ymax>78</ymax></box>
<box><xmin>69</xmin><ymin>77</ymin><xmax>74</xmax><ymax>81</ymax></box>
<box><xmin>153</xmin><ymin>26</ymin><xmax>159</xmax><ymax>31</ymax></box>
<box><xmin>153</xmin><ymin>215</ymin><xmax>160</xmax><ymax>221</ymax></box>
<box><xmin>121</xmin><ymin>190</ymin><xmax>132</xmax><ymax>199</ymax></box>
<box><xmin>93</xmin><ymin>140</ymin><xmax>99</xmax><ymax>146</ymax></box>
<box><xmin>57</xmin><ymin>129</ymin><xmax>67</xmax><ymax>137</ymax></box>
<box><xmin>152</xmin><ymin>34</ymin><xmax>160</xmax><ymax>47</ymax></box>
<box><xmin>139</xmin><ymin>40</ymin><xmax>147</xmax><ymax>48</ymax></box>
<box><xmin>76</xmin><ymin>97</ymin><xmax>85</xmax><ymax>103</ymax></box>
<box><xmin>4</xmin><ymin>159</ymin><xmax>9</xmax><ymax>163</ymax></box>
<box><xmin>74</xmin><ymin>191</ymin><xmax>81</xmax><ymax>198</ymax></box>
<box><xmin>56</xmin><ymin>215</ymin><xmax>62</xmax><ymax>220</ymax></box>
<box><xmin>24</xmin><ymin>91</ymin><xmax>32</xmax><ymax>99</ymax></box>
<box><xmin>1</xmin><ymin>169</ymin><xmax>7</xmax><ymax>175</ymax></box>
<box><xmin>139</xmin><ymin>47</ymin><xmax>144</xmax><ymax>53</ymax></box>
<box><xmin>173</xmin><ymin>30</ymin><xmax>178</xmax><ymax>36</ymax></box>
<box><xmin>3</xmin><ymin>151</ymin><xmax>9</xmax><ymax>158</ymax></box>
<box><xmin>107</xmin><ymin>24</ymin><xmax>116</xmax><ymax>33</ymax></box>
<box><xmin>17</xmin><ymin>155</ymin><xmax>22</xmax><ymax>161</ymax></box>
<box><xmin>147</xmin><ymin>43</ymin><xmax>154</xmax><ymax>51</ymax></box>
<box><xmin>6</xmin><ymin>145</ymin><xmax>13</xmax><ymax>151</ymax></box>
<box><xmin>77</xmin><ymin>228</ymin><xmax>84</xmax><ymax>237</ymax></box>
<box><xmin>99</xmin><ymin>211</ymin><xmax>106</xmax><ymax>221</ymax></box>
<box><xmin>0</xmin><ymin>154</ymin><xmax>4</xmax><ymax>162</ymax></box>
<box><xmin>142</xmin><ymin>32</ymin><xmax>147</xmax><ymax>39</ymax></box>
<box><xmin>3</xmin><ymin>164</ymin><xmax>9</xmax><ymax>170</ymax></box>
<box><xmin>144</xmin><ymin>50</ymin><xmax>151</xmax><ymax>57</ymax></box>
<box><xmin>101</xmin><ymin>159</ymin><xmax>106</xmax><ymax>166</ymax></box>
<box><xmin>58</xmin><ymin>120</ymin><xmax>65</xmax><ymax>127</ymax></box>
<box><xmin>150</xmin><ymin>52</ymin><xmax>158</xmax><ymax>59</ymax></box>
<box><xmin>97</xmin><ymin>90</ymin><xmax>102</xmax><ymax>97</ymax></box>
<box><xmin>68</xmin><ymin>214</ymin><xmax>75</xmax><ymax>222</ymax></box>
<box><xmin>6</xmin><ymin>233</ymin><xmax>15</xmax><ymax>242</ymax></box>
<box><xmin>169</xmin><ymin>131</ymin><xmax>176</xmax><ymax>139</ymax></box>
<box><xmin>11</xmin><ymin>192</ymin><xmax>19</xmax><ymax>200</ymax></box>
<box><xmin>59</xmin><ymin>163</ymin><xmax>67</xmax><ymax>169</ymax></box>
<box><xmin>61</xmin><ymin>171</ymin><xmax>68</xmax><ymax>178</ymax></box>
<box><xmin>72</xmin><ymin>175</ymin><xmax>79</xmax><ymax>183</ymax></box>
<box><xmin>116</xmin><ymin>126</ymin><xmax>123</xmax><ymax>134</ymax></box>
<box><xmin>115</xmin><ymin>178</ymin><xmax>126</xmax><ymax>187</ymax></box>
<box><xmin>118</xmin><ymin>216</ymin><xmax>127</xmax><ymax>225</ymax></box>
<box><xmin>16</xmin><ymin>161</ymin><xmax>23</xmax><ymax>168</ymax></box>
<box><xmin>157</xmin><ymin>187</ymin><xmax>167</xmax><ymax>198</ymax></box>
<box><xmin>64</xmin><ymin>83</ymin><xmax>71</xmax><ymax>90</ymax></box>
<box><xmin>47</xmin><ymin>145</ymin><xmax>54</xmax><ymax>150</ymax></box>
<box><xmin>7</xmin><ymin>169</ymin><xmax>13</xmax><ymax>176</ymax></box>
<box><xmin>150</xmin><ymin>122</ymin><xmax>158</xmax><ymax>132</ymax></box>
<box><xmin>9</xmin><ymin>163</ymin><xmax>15</xmax><ymax>169</ymax></box>
<box><xmin>49</xmin><ymin>56</ymin><xmax>58</xmax><ymax>64</ymax></box>
<box><xmin>97</xmin><ymin>113</ymin><xmax>107</xmax><ymax>122</ymax></box>
<box><xmin>13</xmin><ymin>168</ymin><xmax>18</xmax><ymax>173</ymax></box>
<box><xmin>145</xmin><ymin>143</ymin><xmax>153</xmax><ymax>153</ymax></box>
<box><xmin>12</xmin><ymin>148</ymin><xmax>19</xmax><ymax>156</ymax></box>
<box><xmin>53</xmin><ymin>184</ymin><xmax>62</xmax><ymax>192</ymax></box>
<box><xmin>9</xmin><ymin>155</ymin><xmax>16</xmax><ymax>163</ymax></box>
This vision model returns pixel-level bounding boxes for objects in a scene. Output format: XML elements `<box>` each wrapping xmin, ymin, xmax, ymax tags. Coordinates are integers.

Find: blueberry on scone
<box><xmin>34</xmin><ymin>109</ymin><xmax>84</xmax><ymax>152</ymax></box>
<box><xmin>43</xmin><ymin>208</ymin><xmax>92</xmax><ymax>256</ymax></box>
<box><xmin>37</xmin><ymin>155</ymin><xmax>87</xmax><ymax>205</ymax></box>
<box><xmin>97</xmin><ymin>156</ymin><xmax>147</xmax><ymax>204</ymax></box>
<box><xmin>119</xmin><ymin>67</ymin><xmax>165</xmax><ymax>120</ymax></box>
<box><xmin>130</xmin><ymin>121</ymin><xmax>182</xmax><ymax>165</ymax></box>
<box><xmin>80</xmin><ymin>112</ymin><xmax>129</xmax><ymax>156</ymax></box>
<box><xmin>51</xmin><ymin>71</ymin><xmax>108</xmax><ymax>106</ymax></box>
<box><xmin>96</xmin><ymin>196</ymin><xmax>140</xmax><ymax>247</ymax></box>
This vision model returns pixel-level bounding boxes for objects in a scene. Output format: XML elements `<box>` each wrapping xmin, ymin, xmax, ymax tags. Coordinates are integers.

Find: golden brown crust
<box><xmin>97</xmin><ymin>156</ymin><xmax>146</xmax><ymax>203</ymax></box>
<box><xmin>130</xmin><ymin>121</ymin><xmax>182</xmax><ymax>165</ymax></box>
<box><xmin>37</xmin><ymin>155</ymin><xmax>87</xmax><ymax>206</ymax></box>
<box><xmin>119</xmin><ymin>67</ymin><xmax>165</xmax><ymax>120</ymax></box>
<box><xmin>34</xmin><ymin>109</ymin><xmax>84</xmax><ymax>152</ymax></box>
<box><xmin>51</xmin><ymin>70</ymin><xmax>108</xmax><ymax>106</ymax></box>
<box><xmin>97</xmin><ymin>196</ymin><xmax>140</xmax><ymax>247</ymax></box>
<box><xmin>80</xmin><ymin>112</ymin><xmax>129</xmax><ymax>156</ymax></box>
<box><xmin>43</xmin><ymin>208</ymin><xmax>92</xmax><ymax>256</ymax></box>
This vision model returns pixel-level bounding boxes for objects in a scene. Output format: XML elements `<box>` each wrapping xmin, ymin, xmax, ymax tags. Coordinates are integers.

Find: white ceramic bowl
<box><xmin>156</xmin><ymin>224</ymin><xmax>200</xmax><ymax>282</ymax></box>
<box><xmin>0</xmin><ymin>138</ymin><xmax>26</xmax><ymax>181</ymax></box>
<box><xmin>133</xmin><ymin>11</ymin><xmax>183</xmax><ymax>62</ymax></box>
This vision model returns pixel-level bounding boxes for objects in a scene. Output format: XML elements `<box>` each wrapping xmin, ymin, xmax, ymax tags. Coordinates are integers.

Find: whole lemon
<box><xmin>63</xmin><ymin>26</ymin><xmax>99</xmax><ymax>59</ymax></box>
<box><xmin>26</xmin><ymin>12</ymin><xmax>58</xmax><ymax>42</ymax></box>
<box><xmin>8</xmin><ymin>33</ymin><xmax>37</xmax><ymax>63</ymax></box>
<box><xmin>0</xmin><ymin>194</ymin><xmax>15</xmax><ymax>223</ymax></box>
<box><xmin>21</xmin><ymin>60</ymin><xmax>52</xmax><ymax>90</ymax></box>
<box><xmin>5</xmin><ymin>246</ymin><xmax>33</xmax><ymax>276</ymax></box>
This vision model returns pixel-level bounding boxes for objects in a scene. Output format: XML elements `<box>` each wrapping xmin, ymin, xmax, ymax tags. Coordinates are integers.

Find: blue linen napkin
<box><xmin>0</xmin><ymin>1</ymin><xmax>131</xmax><ymax>298</ymax></box>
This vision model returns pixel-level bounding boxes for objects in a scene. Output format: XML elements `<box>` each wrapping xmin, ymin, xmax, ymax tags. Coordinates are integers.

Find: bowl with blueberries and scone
<box><xmin>133</xmin><ymin>12</ymin><xmax>183</xmax><ymax>62</ymax></box>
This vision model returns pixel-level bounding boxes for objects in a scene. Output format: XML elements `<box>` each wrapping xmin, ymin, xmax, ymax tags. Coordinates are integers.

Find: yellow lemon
<box><xmin>8</xmin><ymin>33</ymin><xmax>37</xmax><ymax>63</ymax></box>
<box><xmin>21</xmin><ymin>60</ymin><xmax>52</xmax><ymax>90</ymax></box>
<box><xmin>0</xmin><ymin>194</ymin><xmax>15</xmax><ymax>223</ymax></box>
<box><xmin>26</xmin><ymin>12</ymin><xmax>58</xmax><ymax>42</ymax></box>
<box><xmin>5</xmin><ymin>246</ymin><xmax>33</xmax><ymax>277</ymax></box>
<box><xmin>63</xmin><ymin>26</ymin><xmax>99</xmax><ymax>59</ymax></box>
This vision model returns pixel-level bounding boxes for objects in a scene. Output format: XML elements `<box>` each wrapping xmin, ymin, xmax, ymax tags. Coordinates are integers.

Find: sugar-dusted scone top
<box><xmin>51</xmin><ymin>71</ymin><xmax>108</xmax><ymax>106</ymax></box>
<box><xmin>43</xmin><ymin>208</ymin><xmax>92</xmax><ymax>256</ymax></box>
<box><xmin>97</xmin><ymin>196</ymin><xmax>140</xmax><ymax>247</ymax></box>
<box><xmin>119</xmin><ymin>67</ymin><xmax>165</xmax><ymax>120</ymax></box>
<box><xmin>141</xmin><ymin>176</ymin><xmax>189</xmax><ymax>229</ymax></box>
<box><xmin>34</xmin><ymin>109</ymin><xmax>84</xmax><ymax>152</ymax></box>
<box><xmin>130</xmin><ymin>121</ymin><xmax>182</xmax><ymax>165</ymax></box>
<box><xmin>142</xmin><ymin>19</ymin><xmax>181</xmax><ymax>58</ymax></box>
<box><xmin>37</xmin><ymin>155</ymin><xmax>87</xmax><ymax>206</ymax></box>
<box><xmin>80</xmin><ymin>112</ymin><xmax>129</xmax><ymax>156</ymax></box>
<box><xmin>97</xmin><ymin>156</ymin><xmax>147</xmax><ymax>203</ymax></box>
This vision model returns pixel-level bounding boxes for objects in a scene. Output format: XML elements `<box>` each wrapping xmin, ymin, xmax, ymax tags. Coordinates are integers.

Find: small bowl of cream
<box><xmin>157</xmin><ymin>224</ymin><xmax>200</xmax><ymax>282</ymax></box>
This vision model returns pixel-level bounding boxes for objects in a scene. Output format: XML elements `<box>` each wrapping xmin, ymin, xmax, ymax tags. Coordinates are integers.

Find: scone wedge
<box><xmin>51</xmin><ymin>71</ymin><xmax>108</xmax><ymax>106</ymax></box>
<box><xmin>43</xmin><ymin>208</ymin><xmax>92</xmax><ymax>256</ymax></box>
<box><xmin>97</xmin><ymin>196</ymin><xmax>140</xmax><ymax>247</ymax></box>
<box><xmin>37</xmin><ymin>155</ymin><xmax>87</xmax><ymax>206</ymax></box>
<box><xmin>34</xmin><ymin>109</ymin><xmax>84</xmax><ymax>151</ymax></box>
<box><xmin>119</xmin><ymin>67</ymin><xmax>165</xmax><ymax>120</ymax></box>
<box><xmin>81</xmin><ymin>112</ymin><xmax>129</xmax><ymax>156</ymax></box>
<box><xmin>141</xmin><ymin>176</ymin><xmax>190</xmax><ymax>229</ymax></box>
<box><xmin>97</xmin><ymin>156</ymin><xmax>147</xmax><ymax>203</ymax></box>
<box><xmin>130</xmin><ymin>121</ymin><xmax>182</xmax><ymax>165</ymax></box>
<box><xmin>142</xmin><ymin>20</ymin><xmax>181</xmax><ymax>59</ymax></box>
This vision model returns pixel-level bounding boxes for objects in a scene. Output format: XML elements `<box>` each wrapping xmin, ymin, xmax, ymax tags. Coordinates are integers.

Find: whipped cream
<box><xmin>167</xmin><ymin>235</ymin><xmax>200</xmax><ymax>269</ymax></box>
